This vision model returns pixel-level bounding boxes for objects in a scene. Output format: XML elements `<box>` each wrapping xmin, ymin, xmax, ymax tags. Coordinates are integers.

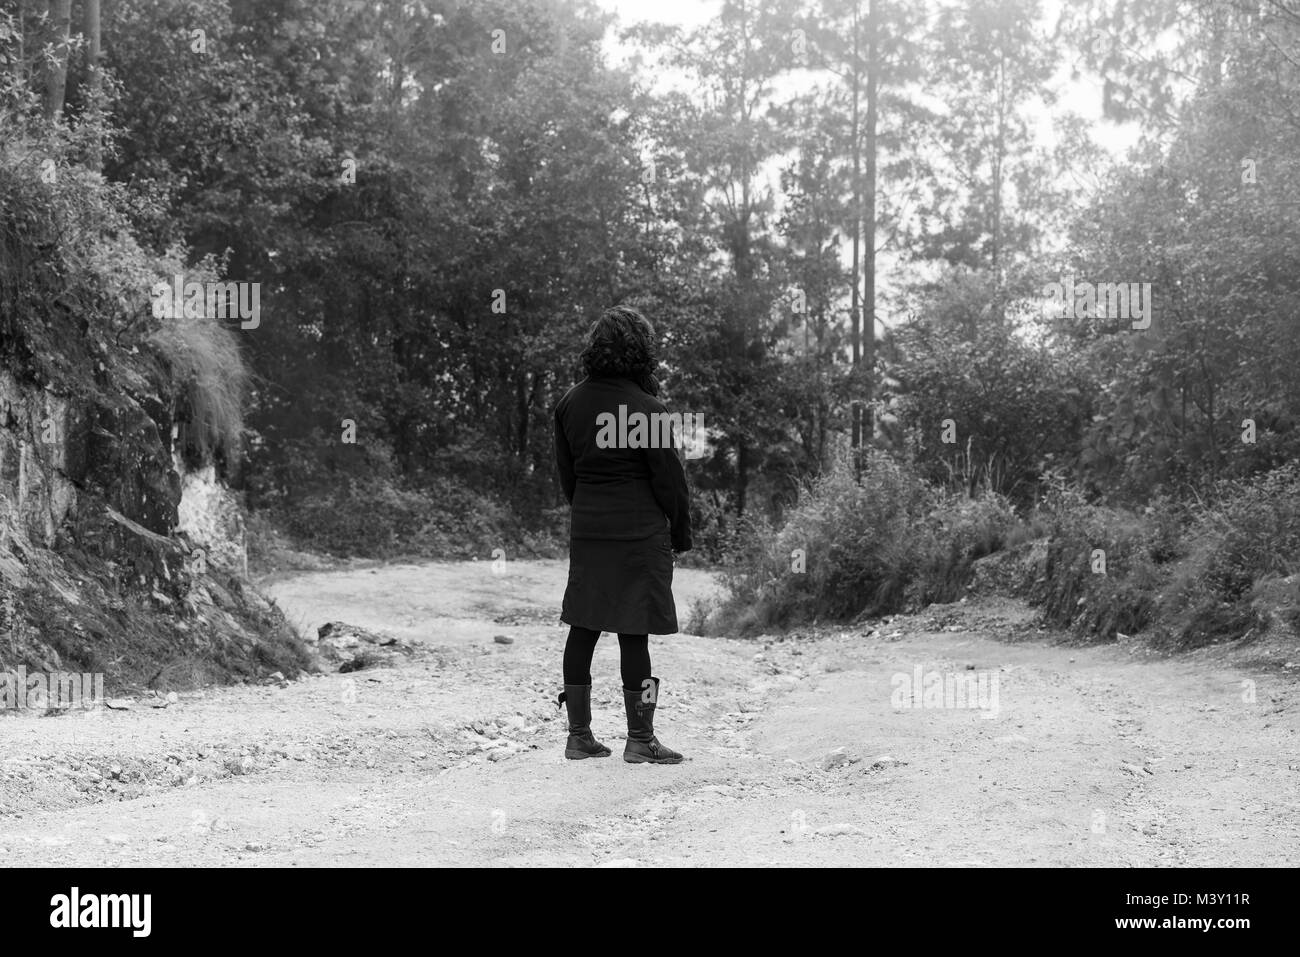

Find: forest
<box><xmin>3</xmin><ymin>0</ymin><xmax>1300</xmax><ymax>657</ymax></box>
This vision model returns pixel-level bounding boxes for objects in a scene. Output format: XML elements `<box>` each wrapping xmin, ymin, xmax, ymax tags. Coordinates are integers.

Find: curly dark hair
<box><xmin>579</xmin><ymin>305</ymin><xmax>660</xmax><ymax>395</ymax></box>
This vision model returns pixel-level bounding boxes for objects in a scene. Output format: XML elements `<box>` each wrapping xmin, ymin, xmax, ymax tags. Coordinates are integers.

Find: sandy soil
<box><xmin>1</xmin><ymin>559</ymin><xmax>1297</xmax><ymax>867</ymax></box>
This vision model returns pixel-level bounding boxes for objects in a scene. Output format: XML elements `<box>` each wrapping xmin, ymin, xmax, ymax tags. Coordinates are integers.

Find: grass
<box><xmin>149</xmin><ymin>309</ymin><xmax>249</xmax><ymax>471</ymax></box>
<box><xmin>708</xmin><ymin>451</ymin><xmax>1018</xmax><ymax>635</ymax></box>
<box><xmin>706</xmin><ymin>453</ymin><xmax>1300</xmax><ymax>650</ymax></box>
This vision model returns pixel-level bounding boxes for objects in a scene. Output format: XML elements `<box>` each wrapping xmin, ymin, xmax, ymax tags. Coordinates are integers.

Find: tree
<box><xmin>922</xmin><ymin>0</ymin><xmax>1059</xmax><ymax>324</ymax></box>
<box><xmin>42</xmin><ymin>0</ymin><xmax>70</xmax><ymax>119</ymax></box>
<box><xmin>83</xmin><ymin>0</ymin><xmax>101</xmax><ymax>168</ymax></box>
<box><xmin>632</xmin><ymin>0</ymin><xmax>801</xmax><ymax>516</ymax></box>
<box><xmin>806</xmin><ymin>0</ymin><xmax>928</xmax><ymax>470</ymax></box>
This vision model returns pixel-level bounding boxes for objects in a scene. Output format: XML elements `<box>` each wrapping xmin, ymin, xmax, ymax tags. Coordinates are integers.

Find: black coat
<box><xmin>554</xmin><ymin>375</ymin><xmax>692</xmax><ymax>552</ymax></box>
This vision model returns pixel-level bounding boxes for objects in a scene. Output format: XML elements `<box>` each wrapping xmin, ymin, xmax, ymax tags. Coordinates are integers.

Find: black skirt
<box><xmin>561</xmin><ymin>531</ymin><xmax>679</xmax><ymax>635</ymax></box>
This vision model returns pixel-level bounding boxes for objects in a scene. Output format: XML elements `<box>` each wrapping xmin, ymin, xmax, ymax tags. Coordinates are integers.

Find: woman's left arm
<box><xmin>646</xmin><ymin>419</ymin><xmax>693</xmax><ymax>553</ymax></box>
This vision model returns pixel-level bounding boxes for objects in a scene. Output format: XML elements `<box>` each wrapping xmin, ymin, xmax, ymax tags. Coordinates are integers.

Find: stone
<box><xmin>819</xmin><ymin>747</ymin><xmax>861</xmax><ymax>771</ymax></box>
<box><xmin>224</xmin><ymin>755</ymin><xmax>255</xmax><ymax>775</ymax></box>
<box><xmin>870</xmin><ymin>755</ymin><xmax>907</xmax><ymax>771</ymax></box>
<box><xmin>316</xmin><ymin>621</ymin><xmax>413</xmax><ymax>672</ymax></box>
<box><xmin>813</xmin><ymin>823</ymin><xmax>865</xmax><ymax>837</ymax></box>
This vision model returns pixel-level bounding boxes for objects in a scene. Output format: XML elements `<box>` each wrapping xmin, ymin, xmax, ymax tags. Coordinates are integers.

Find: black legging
<box><xmin>563</xmin><ymin>625</ymin><xmax>651</xmax><ymax>690</ymax></box>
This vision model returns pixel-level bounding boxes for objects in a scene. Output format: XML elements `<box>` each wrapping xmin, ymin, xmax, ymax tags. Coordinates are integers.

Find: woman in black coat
<box><xmin>554</xmin><ymin>305</ymin><xmax>692</xmax><ymax>764</ymax></box>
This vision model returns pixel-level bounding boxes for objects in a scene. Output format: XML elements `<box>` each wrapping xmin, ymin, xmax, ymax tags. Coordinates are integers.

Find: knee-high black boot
<box><xmin>622</xmin><ymin>676</ymin><xmax>683</xmax><ymax>764</ymax></box>
<box><xmin>557</xmin><ymin>684</ymin><xmax>612</xmax><ymax>759</ymax></box>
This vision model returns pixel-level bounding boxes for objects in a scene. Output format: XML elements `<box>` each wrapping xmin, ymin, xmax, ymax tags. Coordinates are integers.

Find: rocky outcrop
<box><xmin>313</xmin><ymin>621</ymin><xmax>416</xmax><ymax>673</ymax></box>
<box><xmin>0</xmin><ymin>369</ymin><xmax>81</xmax><ymax>546</ymax></box>
<box><xmin>968</xmin><ymin>539</ymin><xmax>1049</xmax><ymax>597</ymax></box>
<box><xmin>175</xmin><ymin>457</ymin><xmax>248</xmax><ymax>577</ymax></box>
<box><xmin>0</xmin><ymin>343</ymin><xmax>305</xmax><ymax>694</ymax></box>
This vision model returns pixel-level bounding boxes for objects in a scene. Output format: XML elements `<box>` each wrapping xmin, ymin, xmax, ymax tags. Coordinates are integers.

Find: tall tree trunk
<box><xmin>43</xmin><ymin>0</ymin><xmax>72</xmax><ymax>121</ymax></box>
<box><xmin>863</xmin><ymin>0</ymin><xmax>878</xmax><ymax>457</ymax></box>
<box><xmin>85</xmin><ymin>0</ymin><xmax>103</xmax><ymax>169</ymax></box>
<box><xmin>989</xmin><ymin>35</ymin><xmax>1006</xmax><ymax>325</ymax></box>
<box><xmin>730</xmin><ymin>0</ymin><xmax>757</xmax><ymax>515</ymax></box>
<box><xmin>849</xmin><ymin>2</ymin><xmax>862</xmax><ymax>472</ymax></box>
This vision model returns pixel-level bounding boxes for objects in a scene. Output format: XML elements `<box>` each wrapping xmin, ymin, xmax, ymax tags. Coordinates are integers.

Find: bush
<box><xmin>1025</xmin><ymin>468</ymin><xmax>1300</xmax><ymax>646</ymax></box>
<box><xmin>708</xmin><ymin>443</ymin><xmax>1300</xmax><ymax>649</ymax></box>
<box><xmin>258</xmin><ymin>472</ymin><xmax>565</xmax><ymax>562</ymax></box>
<box><xmin>1030</xmin><ymin>490</ymin><xmax>1161</xmax><ymax>641</ymax></box>
<box><xmin>679</xmin><ymin>487</ymin><xmax>742</xmax><ymax>567</ymax></box>
<box><xmin>1197</xmin><ymin>465</ymin><xmax>1300</xmax><ymax>598</ymax></box>
<box><xmin>148</xmin><ymin>261</ymin><xmax>250</xmax><ymax>473</ymax></box>
<box><xmin>1153</xmin><ymin>464</ymin><xmax>1300</xmax><ymax>646</ymax></box>
<box><xmin>706</xmin><ymin>449</ymin><xmax>1031</xmax><ymax>635</ymax></box>
<box><xmin>907</xmin><ymin>492</ymin><xmax>1019</xmax><ymax>607</ymax></box>
<box><xmin>890</xmin><ymin>304</ymin><xmax>1095</xmax><ymax>505</ymax></box>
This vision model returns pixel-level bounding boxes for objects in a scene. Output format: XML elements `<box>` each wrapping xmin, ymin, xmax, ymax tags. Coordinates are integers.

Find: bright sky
<box><xmin>596</xmin><ymin>0</ymin><xmax>1137</xmax><ymax>151</ymax></box>
<box><xmin>593</xmin><ymin>0</ymin><xmax>1142</xmax><ymax>331</ymax></box>
<box><xmin>601</xmin><ymin>0</ymin><xmax>722</xmax><ymax>30</ymax></box>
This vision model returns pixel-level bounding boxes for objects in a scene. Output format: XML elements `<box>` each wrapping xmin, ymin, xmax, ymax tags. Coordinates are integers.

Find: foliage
<box><xmin>7</xmin><ymin>0</ymin><xmax>1300</xmax><ymax>658</ymax></box>
<box><xmin>889</xmin><ymin>297</ymin><xmax>1095</xmax><ymax>503</ymax></box>
<box><xmin>714</xmin><ymin>452</ymin><xmax>937</xmax><ymax>631</ymax></box>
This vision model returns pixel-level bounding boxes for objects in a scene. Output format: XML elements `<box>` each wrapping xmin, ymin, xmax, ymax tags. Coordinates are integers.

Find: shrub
<box><xmin>1153</xmin><ymin>464</ymin><xmax>1300</xmax><ymax>646</ymax></box>
<box><xmin>259</xmin><ymin>472</ymin><xmax>564</xmax><ymax>562</ymax></box>
<box><xmin>1026</xmin><ymin>470</ymin><xmax>1300</xmax><ymax>647</ymax></box>
<box><xmin>907</xmin><ymin>492</ymin><xmax>1019</xmax><ymax>607</ymax></box>
<box><xmin>1030</xmin><ymin>488</ymin><xmax>1160</xmax><ymax>640</ymax></box>
<box><xmin>149</xmin><ymin>283</ymin><xmax>249</xmax><ymax>473</ymax></box>
<box><xmin>713</xmin><ymin>452</ymin><xmax>937</xmax><ymax>633</ymax></box>
<box><xmin>706</xmin><ymin>449</ymin><xmax>1031</xmax><ymax>635</ymax></box>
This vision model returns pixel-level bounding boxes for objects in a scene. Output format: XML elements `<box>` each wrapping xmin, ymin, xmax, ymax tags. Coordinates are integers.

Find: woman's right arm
<box><xmin>554</xmin><ymin>402</ymin><xmax>576</xmax><ymax>505</ymax></box>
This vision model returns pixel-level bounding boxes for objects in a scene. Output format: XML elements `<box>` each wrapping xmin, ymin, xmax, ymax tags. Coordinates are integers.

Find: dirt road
<box><xmin>2</xmin><ymin>559</ymin><xmax>1297</xmax><ymax>866</ymax></box>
